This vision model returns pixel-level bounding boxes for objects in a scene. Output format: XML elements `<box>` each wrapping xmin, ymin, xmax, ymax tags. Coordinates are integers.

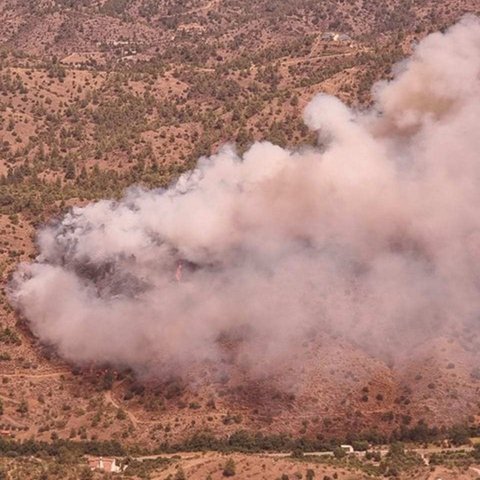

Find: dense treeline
<box><xmin>155</xmin><ymin>422</ymin><xmax>480</xmax><ymax>455</ymax></box>
<box><xmin>0</xmin><ymin>423</ymin><xmax>478</xmax><ymax>473</ymax></box>
<box><xmin>0</xmin><ymin>438</ymin><xmax>126</xmax><ymax>458</ymax></box>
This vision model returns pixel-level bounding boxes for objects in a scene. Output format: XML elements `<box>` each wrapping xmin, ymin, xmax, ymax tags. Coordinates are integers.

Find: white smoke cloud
<box><xmin>10</xmin><ymin>16</ymin><xmax>480</xmax><ymax>378</ymax></box>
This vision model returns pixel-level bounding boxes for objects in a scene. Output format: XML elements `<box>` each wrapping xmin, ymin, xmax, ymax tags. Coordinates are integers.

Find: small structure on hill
<box><xmin>321</xmin><ymin>32</ymin><xmax>352</xmax><ymax>42</ymax></box>
<box><xmin>88</xmin><ymin>457</ymin><xmax>122</xmax><ymax>473</ymax></box>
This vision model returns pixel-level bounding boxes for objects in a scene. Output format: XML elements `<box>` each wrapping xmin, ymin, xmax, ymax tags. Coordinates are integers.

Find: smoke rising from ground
<box><xmin>10</xmin><ymin>17</ymin><xmax>480</xmax><ymax>377</ymax></box>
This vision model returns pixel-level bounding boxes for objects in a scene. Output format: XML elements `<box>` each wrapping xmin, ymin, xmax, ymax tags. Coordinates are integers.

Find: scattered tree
<box><xmin>223</xmin><ymin>458</ymin><xmax>236</xmax><ymax>477</ymax></box>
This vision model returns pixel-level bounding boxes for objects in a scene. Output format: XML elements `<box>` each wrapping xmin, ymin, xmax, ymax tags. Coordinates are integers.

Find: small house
<box><xmin>88</xmin><ymin>457</ymin><xmax>121</xmax><ymax>473</ymax></box>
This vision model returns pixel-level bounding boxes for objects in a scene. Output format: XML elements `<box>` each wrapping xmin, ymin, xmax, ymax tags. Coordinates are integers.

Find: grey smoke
<box><xmin>10</xmin><ymin>16</ymin><xmax>480</xmax><ymax>378</ymax></box>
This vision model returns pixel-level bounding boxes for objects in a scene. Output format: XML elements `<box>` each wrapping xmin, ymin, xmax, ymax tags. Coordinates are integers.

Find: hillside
<box><xmin>0</xmin><ymin>3</ymin><xmax>479</xmax><ymax>480</ymax></box>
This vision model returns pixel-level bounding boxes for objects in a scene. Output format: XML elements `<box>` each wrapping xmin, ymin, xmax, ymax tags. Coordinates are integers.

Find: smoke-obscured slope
<box><xmin>10</xmin><ymin>16</ymin><xmax>480</xmax><ymax>377</ymax></box>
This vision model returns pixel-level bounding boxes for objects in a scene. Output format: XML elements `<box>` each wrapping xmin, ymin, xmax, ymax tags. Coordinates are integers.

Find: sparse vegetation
<box><xmin>0</xmin><ymin>4</ymin><xmax>477</xmax><ymax>479</ymax></box>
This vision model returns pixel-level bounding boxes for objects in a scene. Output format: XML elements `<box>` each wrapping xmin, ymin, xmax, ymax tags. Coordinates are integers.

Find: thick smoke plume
<box><xmin>10</xmin><ymin>17</ymin><xmax>480</xmax><ymax>378</ymax></box>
